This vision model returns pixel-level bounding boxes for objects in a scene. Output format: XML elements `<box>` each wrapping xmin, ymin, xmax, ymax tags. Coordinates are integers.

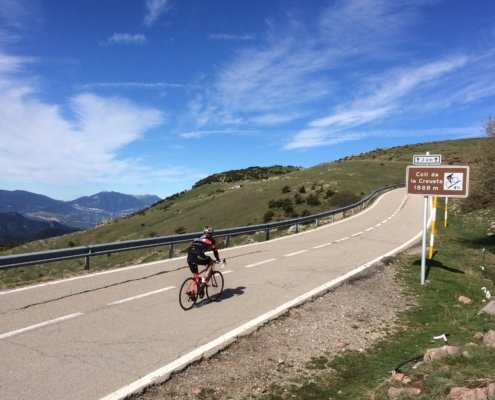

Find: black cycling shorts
<box><xmin>187</xmin><ymin>253</ymin><xmax>212</xmax><ymax>274</ymax></box>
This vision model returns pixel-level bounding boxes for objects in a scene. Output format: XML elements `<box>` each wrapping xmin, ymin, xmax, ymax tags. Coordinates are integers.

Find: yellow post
<box><xmin>429</xmin><ymin>196</ymin><xmax>437</xmax><ymax>259</ymax></box>
<box><xmin>444</xmin><ymin>197</ymin><xmax>448</xmax><ymax>228</ymax></box>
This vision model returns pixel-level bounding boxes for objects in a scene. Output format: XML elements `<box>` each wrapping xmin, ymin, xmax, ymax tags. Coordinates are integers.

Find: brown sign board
<box><xmin>406</xmin><ymin>165</ymin><xmax>470</xmax><ymax>197</ymax></box>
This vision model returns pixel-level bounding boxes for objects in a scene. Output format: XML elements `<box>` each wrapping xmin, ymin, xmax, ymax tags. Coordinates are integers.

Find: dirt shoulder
<box><xmin>132</xmin><ymin>260</ymin><xmax>410</xmax><ymax>400</ymax></box>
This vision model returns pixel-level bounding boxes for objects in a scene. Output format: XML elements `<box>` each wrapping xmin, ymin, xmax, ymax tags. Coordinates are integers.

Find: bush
<box><xmin>324</xmin><ymin>188</ymin><xmax>335</xmax><ymax>198</ymax></box>
<box><xmin>294</xmin><ymin>193</ymin><xmax>305</xmax><ymax>204</ymax></box>
<box><xmin>283</xmin><ymin>204</ymin><xmax>294</xmax><ymax>215</ymax></box>
<box><xmin>306</xmin><ymin>193</ymin><xmax>321</xmax><ymax>206</ymax></box>
<box><xmin>175</xmin><ymin>226</ymin><xmax>186</xmax><ymax>234</ymax></box>
<box><xmin>263</xmin><ymin>210</ymin><xmax>275</xmax><ymax>223</ymax></box>
<box><xmin>282</xmin><ymin>185</ymin><xmax>291</xmax><ymax>193</ymax></box>
<box><xmin>301</xmin><ymin>209</ymin><xmax>311</xmax><ymax>217</ymax></box>
<box><xmin>329</xmin><ymin>191</ymin><xmax>360</xmax><ymax>207</ymax></box>
<box><xmin>268</xmin><ymin>198</ymin><xmax>293</xmax><ymax>209</ymax></box>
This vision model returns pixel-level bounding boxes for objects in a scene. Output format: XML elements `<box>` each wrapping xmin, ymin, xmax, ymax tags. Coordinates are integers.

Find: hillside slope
<box><xmin>0</xmin><ymin>212</ymin><xmax>79</xmax><ymax>246</ymax></box>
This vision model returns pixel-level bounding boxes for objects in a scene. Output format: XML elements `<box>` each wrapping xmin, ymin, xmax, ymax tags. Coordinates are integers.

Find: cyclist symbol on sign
<box><xmin>444</xmin><ymin>173</ymin><xmax>463</xmax><ymax>190</ymax></box>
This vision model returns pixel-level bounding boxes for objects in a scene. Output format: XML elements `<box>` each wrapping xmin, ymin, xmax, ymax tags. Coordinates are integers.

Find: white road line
<box><xmin>351</xmin><ymin>232</ymin><xmax>363</xmax><ymax>237</ymax></box>
<box><xmin>0</xmin><ymin>258</ymin><xmax>181</xmax><ymax>296</ymax></box>
<box><xmin>0</xmin><ymin>313</ymin><xmax>85</xmax><ymax>340</ymax></box>
<box><xmin>245</xmin><ymin>258</ymin><xmax>276</xmax><ymax>269</ymax></box>
<box><xmin>284</xmin><ymin>250</ymin><xmax>308</xmax><ymax>257</ymax></box>
<box><xmin>108</xmin><ymin>287</ymin><xmax>175</xmax><ymax>306</ymax></box>
<box><xmin>313</xmin><ymin>243</ymin><xmax>331</xmax><ymax>249</ymax></box>
<box><xmin>335</xmin><ymin>236</ymin><xmax>349</xmax><ymax>243</ymax></box>
<box><xmin>365</xmin><ymin>227</ymin><xmax>374</xmax><ymax>232</ymax></box>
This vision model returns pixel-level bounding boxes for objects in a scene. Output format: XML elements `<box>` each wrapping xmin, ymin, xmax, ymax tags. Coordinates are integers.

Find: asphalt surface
<box><xmin>0</xmin><ymin>188</ymin><xmax>424</xmax><ymax>400</ymax></box>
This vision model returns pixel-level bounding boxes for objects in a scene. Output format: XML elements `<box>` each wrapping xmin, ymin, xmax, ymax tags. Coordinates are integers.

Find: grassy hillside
<box><xmin>0</xmin><ymin>137</ymin><xmax>487</xmax><ymax>288</ymax></box>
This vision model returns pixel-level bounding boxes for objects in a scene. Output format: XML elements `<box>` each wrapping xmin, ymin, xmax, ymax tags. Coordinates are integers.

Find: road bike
<box><xmin>179</xmin><ymin>259</ymin><xmax>226</xmax><ymax>310</ymax></box>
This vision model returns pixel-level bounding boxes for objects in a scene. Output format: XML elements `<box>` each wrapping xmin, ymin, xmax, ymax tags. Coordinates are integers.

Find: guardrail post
<box><xmin>265</xmin><ymin>229</ymin><xmax>270</xmax><ymax>241</ymax></box>
<box><xmin>168</xmin><ymin>244</ymin><xmax>174</xmax><ymax>258</ymax></box>
<box><xmin>84</xmin><ymin>248</ymin><xmax>91</xmax><ymax>270</ymax></box>
<box><xmin>225</xmin><ymin>236</ymin><xmax>230</xmax><ymax>248</ymax></box>
<box><xmin>295</xmin><ymin>223</ymin><xmax>299</xmax><ymax>233</ymax></box>
<box><xmin>315</xmin><ymin>218</ymin><xmax>319</xmax><ymax>227</ymax></box>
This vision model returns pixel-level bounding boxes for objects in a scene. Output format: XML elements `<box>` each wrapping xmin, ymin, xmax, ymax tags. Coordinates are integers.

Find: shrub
<box><xmin>329</xmin><ymin>191</ymin><xmax>360</xmax><ymax>207</ymax></box>
<box><xmin>294</xmin><ymin>193</ymin><xmax>305</xmax><ymax>204</ymax></box>
<box><xmin>306</xmin><ymin>193</ymin><xmax>321</xmax><ymax>206</ymax></box>
<box><xmin>263</xmin><ymin>210</ymin><xmax>275</xmax><ymax>223</ymax></box>
<box><xmin>283</xmin><ymin>204</ymin><xmax>294</xmax><ymax>215</ymax></box>
<box><xmin>282</xmin><ymin>185</ymin><xmax>291</xmax><ymax>193</ymax></box>
<box><xmin>324</xmin><ymin>188</ymin><xmax>335</xmax><ymax>198</ymax></box>
<box><xmin>175</xmin><ymin>226</ymin><xmax>186</xmax><ymax>234</ymax></box>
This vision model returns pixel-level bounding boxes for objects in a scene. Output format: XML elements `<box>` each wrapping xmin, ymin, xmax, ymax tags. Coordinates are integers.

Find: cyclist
<box><xmin>187</xmin><ymin>226</ymin><xmax>221</xmax><ymax>285</ymax></box>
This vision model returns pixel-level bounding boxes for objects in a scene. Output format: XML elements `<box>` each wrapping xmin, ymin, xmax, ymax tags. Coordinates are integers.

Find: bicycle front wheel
<box><xmin>206</xmin><ymin>271</ymin><xmax>224</xmax><ymax>302</ymax></box>
<box><xmin>179</xmin><ymin>277</ymin><xmax>197</xmax><ymax>310</ymax></box>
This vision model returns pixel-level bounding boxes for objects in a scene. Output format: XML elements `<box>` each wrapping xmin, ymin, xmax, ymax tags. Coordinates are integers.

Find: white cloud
<box><xmin>143</xmin><ymin>0</ymin><xmax>171</xmax><ymax>27</ymax></box>
<box><xmin>284</xmin><ymin>127</ymin><xmax>362</xmax><ymax>150</ymax></box>
<box><xmin>0</xmin><ymin>0</ymin><xmax>42</xmax><ymax>30</ymax></box>
<box><xmin>100</xmin><ymin>33</ymin><xmax>147</xmax><ymax>46</ymax></box>
<box><xmin>285</xmin><ymin>56</ymin><xmax>468</xmax><ymax>150</ymax></box>
<box><xmin>0</xmin><ymin>52</ymin><xmax>169</xmax><ymax>185</ymax></box>
<box><xmin>188</xmin><ymin>38</ymin><xmax>331</xmax><ymax>128</ymax></box>
<box><xmin>208</xmin><ymin>33</ymin><xmax>255</xmax><ymax>41</ymax></box>
<box><xmin>186</xmin><ymin>0</ymin><xmax>422</xmax><ymax>130</ymax></box>
<box><xmin>80</xmin><ymin>81</ymin><xmax>185</xmax><ymax>90</ymax></box>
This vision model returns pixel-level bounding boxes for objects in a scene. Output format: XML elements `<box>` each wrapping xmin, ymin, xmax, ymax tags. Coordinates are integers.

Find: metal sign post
<box><xmin>421</xmin><ymin>195</ymin><xmax>428</xmax><ymax>285</ymax></box>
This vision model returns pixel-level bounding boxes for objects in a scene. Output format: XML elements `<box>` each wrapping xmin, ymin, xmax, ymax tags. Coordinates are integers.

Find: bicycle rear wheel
<box><xmin>206</xmin><ymin>271</ymin><xmax>224</xmax><ymax>302</ymax></box>
<box><xmin>179</xmin><ymin>277</ymin><xmax>197</xmax><ymax>310</ymax></box>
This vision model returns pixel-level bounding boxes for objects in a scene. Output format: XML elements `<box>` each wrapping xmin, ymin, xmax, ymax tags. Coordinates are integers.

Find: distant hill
<box><xmin>0</xmin><ymin>190</ymin><xmax>161</xmax><ymax>230</ymax></box>
<box><xmin>0</xmin><ymin>190</ymin><xmax>64</xmax><ymax>214</ymax></box>
<box><xmin>0</xmin><ymin>212</ymin><xmax>79</xmax><ymax>247</ymax></box>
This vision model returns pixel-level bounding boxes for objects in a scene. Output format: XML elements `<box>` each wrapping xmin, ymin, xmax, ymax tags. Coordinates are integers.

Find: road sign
<box><xmin>406</xmin><ymin>165</ymin><xmax>470</xmax><ymax>198</ymax></box>
<box><xmin>413</xmin><ymin>154</ymin><xmax>442</xmax><ymax>165</ymax></box>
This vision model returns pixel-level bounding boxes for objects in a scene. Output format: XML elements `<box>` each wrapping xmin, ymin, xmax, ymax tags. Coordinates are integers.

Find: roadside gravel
<box><xmin>132</xmin><ymin>257</ymin><xmax>413</xmax><ymax>400</ymax></box>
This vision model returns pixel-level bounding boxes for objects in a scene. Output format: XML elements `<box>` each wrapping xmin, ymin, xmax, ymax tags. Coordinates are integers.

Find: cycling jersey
<box><xmin>187</xmin><ymin>234</ymin><xmax>220</xmax><ymax>273</ymax></box>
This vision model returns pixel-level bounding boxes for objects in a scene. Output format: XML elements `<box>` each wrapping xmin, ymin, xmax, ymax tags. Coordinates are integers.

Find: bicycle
<box><xmin>179</xmin><ymin>259</ymin><xmax>226</xmax><ymax>310</ymax></box>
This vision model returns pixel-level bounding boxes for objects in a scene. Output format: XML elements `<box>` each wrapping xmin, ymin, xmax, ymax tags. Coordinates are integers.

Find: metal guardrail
<box><xmin>0</xmin><ymin>184</ymin><xmax>404</xmax><ymax>271</ymax></box>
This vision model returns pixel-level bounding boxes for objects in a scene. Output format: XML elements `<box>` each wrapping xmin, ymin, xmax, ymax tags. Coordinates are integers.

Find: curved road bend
<box><xmin>0</xmin><ymin>188</ymin><xmax>424</xmax><ymax>400</ymax></box>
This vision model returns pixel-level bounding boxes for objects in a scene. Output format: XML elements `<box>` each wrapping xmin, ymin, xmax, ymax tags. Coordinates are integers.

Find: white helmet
<box><xmin>203</xmin><ymin>226</ymin><xmax>214</xmax><ymax>236</ymax></box>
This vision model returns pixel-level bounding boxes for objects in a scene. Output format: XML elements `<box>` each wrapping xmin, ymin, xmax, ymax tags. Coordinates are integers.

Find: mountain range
<box><xmin>0</xmin><ymin>190</ymin><xmax>161</xmax><ymax>245</ymax></box>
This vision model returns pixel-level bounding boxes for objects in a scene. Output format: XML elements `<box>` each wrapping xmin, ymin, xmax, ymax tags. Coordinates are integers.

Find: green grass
<box><xmin>256</xmin><ymin>201</ymin><xmax>495</xmax><ymax>399</ymax></box>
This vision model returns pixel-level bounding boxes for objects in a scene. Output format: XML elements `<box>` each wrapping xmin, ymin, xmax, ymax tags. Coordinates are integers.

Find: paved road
<box><xmin>0</xmin><ymin>188</ymin><xmax>424</xmax><ymax>400</ymax></box>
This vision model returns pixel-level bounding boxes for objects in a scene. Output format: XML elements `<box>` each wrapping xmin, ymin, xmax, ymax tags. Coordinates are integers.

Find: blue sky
<box><xmin>0</xmin><ymin>0</ymin><xmax>494</xmax><ymax>200</ymax></box>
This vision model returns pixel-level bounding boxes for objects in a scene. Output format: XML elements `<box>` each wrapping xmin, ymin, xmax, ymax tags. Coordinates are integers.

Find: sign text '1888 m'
<box><xmin>406</xmin><ymin>165</ymin><xmax>470</xmax><ymax>198</ymax></box>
